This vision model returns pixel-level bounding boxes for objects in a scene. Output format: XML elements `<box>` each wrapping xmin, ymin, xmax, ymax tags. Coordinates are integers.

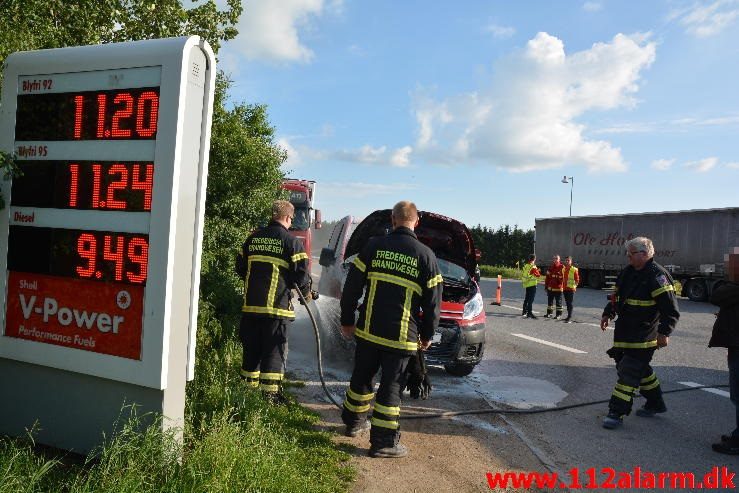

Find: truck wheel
<box><xmin>444</xmin><ymin>363</ymin><xmax>475</xmax><ymax>377</ymax></box>
<box><xmin>587</xmin><ymin>270</ymin><xmax>604</xmax><ymax>290</ymax></box>
<box><xmin>684</xmin><ymin>279</ymin><xmax>708</xmax><ymax>302</ymax></box>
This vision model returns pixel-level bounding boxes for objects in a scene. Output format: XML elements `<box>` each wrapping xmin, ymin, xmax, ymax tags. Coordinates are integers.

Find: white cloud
<box><xmin>670</xmin><ymin>0</ymin><xmax>739</xmax><ymax>38</ymax></box>
<box><xmin>321</xmin><ymin>182</ymin><xmax>418</xmax><ymax>198</ymax></box>
<box><xmin>412</xmin><ymin>32</ymin><xmax>656</xmax><ymax>172</ymax></box>
<box><xmin>487</xmin><ymin>23</ymin><xmax>516</xmax><ymax>39</ymax></box>
<box><xmin>684</xmin><ymin>156</ymin><xmax>719</xmax><ymax>172</ymax></box>
<box><xmin>329</xmin><ymin>145</ymin><xmax>414</xmax><ymax>167</ymax></box>
<box><xmin>390</xmin><ymin>146</ymin><xmax>413</xmax><ymax>166</ymax></box>
<box><xmin>230</xmin><ymin>0</ymin><xmax>341</xmax><ymax>63</ymax></box>
<box><xmin>593</xmin><ymin>114</ymin><xmax>739</xmax><ymax>134</ymax></box>
<box><xmin>278</xmin><ymin>137</ymin><xmax>302</xmax><ymax>167</ymax></box>
<box><xmin>651</xmin><ymin>158</ymin><xmax>675</xmax><ymax>171</ymax></box>
<box><xmin>726</xmin><ymin>162</ymin><xmax>739</xmax><ymax>168</ymax></box>
<box><xmin>284</xmin><ymin>141</ymin><xmax>414</xmax><ymax>167</ymax></box>
<box><xmin>583</xmin><ymin>2</ymin><xmax>603</xmax><ymax>12</ymax></box>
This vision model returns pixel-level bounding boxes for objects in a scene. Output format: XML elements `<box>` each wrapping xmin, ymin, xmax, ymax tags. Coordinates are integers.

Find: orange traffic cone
<box><xmin>490</xmin><ymin>274</ymin><xmax>502</xmax><ymax>305</ymax></box>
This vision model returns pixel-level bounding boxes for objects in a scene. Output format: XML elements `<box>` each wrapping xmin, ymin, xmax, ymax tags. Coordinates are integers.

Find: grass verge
<box><xmin>0</xmin><ymin>308</ymin><xmax>354</xmax><ymax>493</ymax></box>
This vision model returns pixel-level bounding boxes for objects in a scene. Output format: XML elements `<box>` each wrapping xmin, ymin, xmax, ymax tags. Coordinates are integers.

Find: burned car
<box><xmin>318</xmin><ymin>210</ymin><xmax>485</xmax><ymax>376</ymax></box>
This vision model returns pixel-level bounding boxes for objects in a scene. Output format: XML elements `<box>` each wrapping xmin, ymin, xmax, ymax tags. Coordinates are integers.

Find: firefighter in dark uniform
<box><xmin>235</xmin><ymin>200</ymin><xmax>312</xmax><ymax>402</ymax></box>
<box><xmin>340</xmin><ymin>201</ymin><xmax>442</xmax><ymax>458</ymax></box>
<box><xmin>600</xmin><ymin>236</ymin><xmax>680</xmax><ymax>429</ymax></box>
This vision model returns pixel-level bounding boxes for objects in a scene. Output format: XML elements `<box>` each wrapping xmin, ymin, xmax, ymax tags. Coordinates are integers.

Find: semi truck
<box><xmin>534</xmin><ymin>207</ymin><xmax>739</xmax><ymax>301</ymax></box>
<box><xmin>281</xmin><ymin>179</ymin><xmax>321</xmax><ymax>267</ymax></box>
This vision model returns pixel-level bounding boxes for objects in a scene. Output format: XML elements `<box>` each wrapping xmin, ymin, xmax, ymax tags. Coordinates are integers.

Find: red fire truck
<box><xmin>281</xmin><ymin>179</ymin><xmax>322</xmax><ymax>267</ymax></box>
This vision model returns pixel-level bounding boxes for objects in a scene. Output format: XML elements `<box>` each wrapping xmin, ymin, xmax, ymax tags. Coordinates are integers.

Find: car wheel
<box><xmin>444</xmin><ymin>363</ymin><xmax>475</xmax><ymax>377</ymax></box>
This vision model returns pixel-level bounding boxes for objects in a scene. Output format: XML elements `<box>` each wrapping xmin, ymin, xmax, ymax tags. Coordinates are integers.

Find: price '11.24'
<box><xmin>69</xmin><ymin>162</ymin><xmax>153</xmax><ymax>211</ymax></box>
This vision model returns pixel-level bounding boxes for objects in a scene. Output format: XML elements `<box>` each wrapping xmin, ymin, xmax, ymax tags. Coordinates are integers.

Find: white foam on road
<box><xmin>467</xmin><ymin>373</ymin><xmax>568</xmax><ymax>410</ymax></box>
<box><xmin>511</xmin><ymin>333</ymin><xmax>587</xmax><ymax>354</ymax></box>
<box><xmin>678</xmin><ymin>381</ymin><xmax>730</xmax><ymax>398</ymax></box>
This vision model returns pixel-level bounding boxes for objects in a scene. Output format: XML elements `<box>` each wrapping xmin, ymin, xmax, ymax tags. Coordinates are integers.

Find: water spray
<box><xmin>294</xmin><ymin>286</ymin><xmax>727</xmax><ymax>420</ymax></box>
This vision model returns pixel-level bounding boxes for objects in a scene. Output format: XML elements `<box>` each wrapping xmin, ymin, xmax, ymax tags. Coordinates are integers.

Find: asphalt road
<box><xmin>477</xmin><ymin>277</ymin><xmax>737</xmax><ymax>485</ymax></box>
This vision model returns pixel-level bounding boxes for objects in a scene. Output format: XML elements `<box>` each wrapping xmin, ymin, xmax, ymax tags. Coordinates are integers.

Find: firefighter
<box><xmin>562</xmin><ymin>256</ymin><xmax>580</xmax><ymax>323</ymax></box>
<box><xmin>521</xmin><ymin>254</ymin><xmax>541</xmax><ymax>319</ymax></box>
<box><xmin>544</xmin><ymin>255</ymin><xmax>565</xmax><ymax>319</ymax></box>
<box><xmin>600</xmin><ymin>237</ymin><xmax>680</xmax><ymax>429</ymax></box>
<box><xmin>340</xmin><ymin>201</ymin><xmax>442</xmax><ymax>458</ymax></box>
<box><xmin>234</xmin><ymin>200</ymin><xmax>312</xmax><ymax>403</ymax></box>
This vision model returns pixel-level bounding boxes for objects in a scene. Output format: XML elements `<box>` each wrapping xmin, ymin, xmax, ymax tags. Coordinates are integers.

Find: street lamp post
<box><xmin>561</xmin><ymin>175</ymin><xmax>574</xmax><ymax>216</ymax></box>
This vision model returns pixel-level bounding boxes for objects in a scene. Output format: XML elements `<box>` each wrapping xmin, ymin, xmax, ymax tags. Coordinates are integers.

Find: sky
<box><xmin>216</xmin><ymin>0</ymin><xmax>739</xmax><ymax>229</ymax></box>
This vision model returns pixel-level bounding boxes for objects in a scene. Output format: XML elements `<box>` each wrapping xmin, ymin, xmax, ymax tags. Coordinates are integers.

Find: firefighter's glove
<box><xmin>606</xmin><ymin>347</ymin><xmax>624</xmax><ymax>363</ymax></box>
<box><xmin>419</xmin><ymin>374</ymin><xmax>432</xmax><ymax>400</ymax></box>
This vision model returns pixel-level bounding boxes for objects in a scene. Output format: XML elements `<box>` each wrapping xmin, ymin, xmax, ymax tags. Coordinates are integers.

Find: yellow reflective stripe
<box><xmin>260</xmin><ymin>373</ymin><xmax>283</xmax><ymax>381</ymax></box>
<box><xmin>370</xmin><ymin>417</ymin><xmax>399</xmax><ymax>430</ymax></box>
<box><xmin>250</xmin><ymin>254</ymin><xmax>289</xmax><ymax>269</ymax></box>
<box><xmin>625</xmin><ymin>298</ymin><xmax>656</xmax><ymax>306</ymax></box>
<box><xmin>368</xmin><ymin>271</ymin><xmax>422</xmax><ymax>296</ymax></box>
<box><xmin>242</xmin><ymin>305</ymin><xmax>295</xmax><ymax>318</ymax></box>
<box><xmin>399</xmin><ymin>288</ymin><xmax>412</xmax><ymax>348</ymax></box>
<box><xmin>260</xmin><ymin>384</ymin><xmax>280</xmax><ymax>392</ymax></box>
<box><xmin>246</xmin><ymin>381</ymin><xmax>259</xmax><ymax>388</ymax></box>
<box><xmin>640</xmin><ymin>373</ymin><xmax>656</xmax><ymax>384</ymax></box>
<box><xmin>613</xmin><ymin>340</ymin><xmax>658</xmax><ymax>349</ymax></box>
<box><xmin>640</xmin><ymin>379</ymin><xmax>660</xmax><ymax>391</ymax></box>
<box><xmin>615</xmin><ymin>383</ymin><xmax>635</xmax><ymax>393</ymax></box>
<box><xmin>427</xmin><ymin>274</ymin><xmax>443</xmax><ymax>288</ymax></box>
<box><xmin>374</xmin><ymin>403</ymin><xmax>400</xmax><ymax>416</ymax></box>
<box><xmin>354</xmin><ymin>328</ymin><xmax>418</xmax><ymax>351</ymax></box>
<box><xmin>240</xmin><ymin>369</ymin><xmax>260</xmax><ymax>378</ymax></box>
<box><xmin>363</xmin><ymin>279</ymin><xmax>378</xmax><ymax>333</ymax></box>
<box><xmin>291</xmin><ymin>252</ymin><xmax>308</xmax><ymax>263</ymax></box>
<box><xmin>343</xmin><ymin>401</ymin><xmax>371</xmax><ymax>413</ymax></box>
<box><xmin>651</xmin><ymin>285</ymin><xmax>675</xmax><ymax>297</ymax></box>
<box><xmin>353</xmin><ymin>257</ymin><xmax>366</xmax><ymax>272</ymax></box>
<box><xmin>612</xmin><ymin>389</ymin><xmax>632</xmax><ymax>402</ymax></box>
<box><xmin>347</xmin><ymin>389</ymin><xmax>375</xmax><ymax>402</ymax></box>
<box><xmin>267</xmin><ymin>264</ymin><xmax>279</xmax><ymax>310</ymax></box>
<box><xmin>243</xmin><ymin>263</ymin><xmax>251</xmax><ymax>303</ymax></box>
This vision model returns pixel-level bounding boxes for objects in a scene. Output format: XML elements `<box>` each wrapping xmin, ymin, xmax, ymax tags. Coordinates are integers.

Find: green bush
<box><xmin>479</xmin><ymin>264</ymin><xmax>522</xmax><ymax>280</ymax></box>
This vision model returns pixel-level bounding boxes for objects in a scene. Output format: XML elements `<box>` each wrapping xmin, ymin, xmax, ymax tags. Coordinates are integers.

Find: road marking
<box><xmin>678</xmin><ymin>381</ymin><xmax>730</xmax><ymax>398</ymax></box>
<box><xmin>510</xmin><ymin>333</ymin><xmax>587</xmax><ymax>354</ymax></box>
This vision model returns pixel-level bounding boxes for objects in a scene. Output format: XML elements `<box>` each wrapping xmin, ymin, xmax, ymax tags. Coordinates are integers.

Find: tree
<box><xmin>0</xmin><ymin>0</ymin><xmax>241</xmax><ymax>89</ymax></box>
<box><xmin>200</xmin><ymin>74</ymin><xmax>287</xmax><ymax>337</ymax></box>
<box><xmin>471</xmin><ymin>224</ymin><xmax>534</xmax><ymax>266</ymax></box>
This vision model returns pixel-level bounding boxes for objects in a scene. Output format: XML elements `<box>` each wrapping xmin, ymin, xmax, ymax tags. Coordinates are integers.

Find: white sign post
<box><xmin>0</xmin><ymin>36</ymin><xmax>215</xmax><ymax>453</ymax></box>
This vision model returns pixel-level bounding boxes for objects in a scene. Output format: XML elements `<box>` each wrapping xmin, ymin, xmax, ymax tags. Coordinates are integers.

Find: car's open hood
<box><xmin>344</xmin><ymin>209</ymin><xmax>478</xmax><ymax>276</ymax></box>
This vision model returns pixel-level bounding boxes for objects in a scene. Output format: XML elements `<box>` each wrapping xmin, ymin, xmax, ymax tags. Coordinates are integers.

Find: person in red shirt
<box><xmin>545</xmin><ymin>255</ymin><xmax>565</xmax><ymax>319</ymax></box>
<box><xmin>562</xmin><ymin>256</ymin><xmax>580</xmax><ymax>323</ymax></box>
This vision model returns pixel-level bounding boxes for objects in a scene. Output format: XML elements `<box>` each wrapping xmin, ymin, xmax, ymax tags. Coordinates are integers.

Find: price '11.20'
<box><xmin>73</xmin><ymin>90</ymin><xmax>159</xmax><ymax>139</ymax></box>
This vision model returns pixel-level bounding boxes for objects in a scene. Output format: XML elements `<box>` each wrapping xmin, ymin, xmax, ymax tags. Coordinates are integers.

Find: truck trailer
<box><xmin>534</xmin><ymin>207</ymin><xmax>739</xmax><ymax>301</ymax></box>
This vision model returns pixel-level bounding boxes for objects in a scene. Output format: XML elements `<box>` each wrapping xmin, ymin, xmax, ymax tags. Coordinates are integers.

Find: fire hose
<box><xmin>294</xmin><ymin>286</ymin><xmax>728</xmax><ymax>420</ymax></box>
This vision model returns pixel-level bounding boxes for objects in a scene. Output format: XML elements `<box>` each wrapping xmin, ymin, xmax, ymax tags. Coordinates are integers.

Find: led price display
<box><xmin>15</xmin><ymin>87</ymin><xmax>160</xmax><ymax>141</ymax></box>
<box><xmin>12</xmin><ymin>161</ymin><xmax>154</xmax><ymax>211</ymax></box>
<box><xmin>8</xmin><ymin>226</ymin><xmax>149</xmax><ymax>285</ymax></box>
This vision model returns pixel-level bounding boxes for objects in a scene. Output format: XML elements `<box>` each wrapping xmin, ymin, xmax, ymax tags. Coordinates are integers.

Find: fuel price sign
<box><xmin>0</xmin><ymin>37</ymin><xmax>214</xmax><ymax>391</ymax></box>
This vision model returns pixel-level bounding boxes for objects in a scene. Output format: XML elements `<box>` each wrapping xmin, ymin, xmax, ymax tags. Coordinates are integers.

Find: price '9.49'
<box><xmin>76</xmin><ymin>233</ymin><xmax>148</xmax><ymax>284</ymax></box>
